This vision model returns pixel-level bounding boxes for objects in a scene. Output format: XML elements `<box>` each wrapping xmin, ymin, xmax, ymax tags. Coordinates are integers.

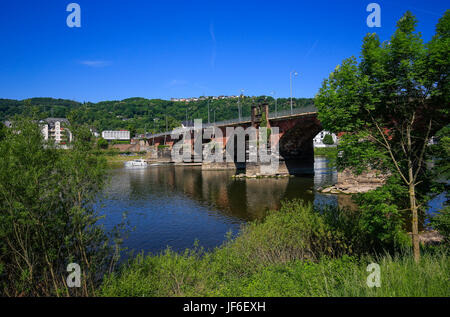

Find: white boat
<box><xmin>124</xmin><ymin>159</ymin><xmax>148</xmax><ymax>168</ymax></box>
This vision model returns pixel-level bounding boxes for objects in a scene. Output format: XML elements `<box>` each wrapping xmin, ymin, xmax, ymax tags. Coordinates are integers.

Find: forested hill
<box><xmin>0</xmin><ymin>98</ymin><xmax>82</xmax><ymax>121</ymax></box>
<box><xmin>0</xmin><ymin>96</ymin><xmax>314</xmax><ymax>135</ymax></box>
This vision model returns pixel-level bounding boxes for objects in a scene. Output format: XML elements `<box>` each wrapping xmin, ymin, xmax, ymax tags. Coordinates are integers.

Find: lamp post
<box><xmin>153</xmin><ymin>118</ymin><xmax>159</xmax><ymax>146</ymax></box>
<box><xmin>238</xmin><ymin>89</ymin><xmax>244</xmax><ymax>121</ymax></box>
<box><xmin>290</xmin><ymin>70</ymin><xmax>298</xmax><ymax>115</ymax></box>
<box><xmin>207</xmin><ymin>98</ymin><xmax>210</xmax><ymax>124</ymax></box>
<box><xmin>271</xmin><ymin>91</ymin><xmax>277</xmax><ymax>117</ymax></box>
<box><xmin>164</xmin><ymin>113</ymin><xmax>168</xmax><ymax>145</ymax></box>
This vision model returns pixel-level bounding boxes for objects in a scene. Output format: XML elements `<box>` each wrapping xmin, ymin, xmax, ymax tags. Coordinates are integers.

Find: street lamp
<box><xmin>238</xmin><ymin>89</ymin><xmax>245</xmax><ymax>121</ymax></box>
<box><xmin>290</xmin><ymin>70</ymin><xmax>298</xmax><ymax>115</ymax></box>
<box><xmin>207</xmin><ymin>98</ymin><xmax>210</xmax><ymax>124</ymax></box>
<box><xmin>271</xmin><ymin>91</ymin><xmax>277</xmax><ymax>117</ymax></box>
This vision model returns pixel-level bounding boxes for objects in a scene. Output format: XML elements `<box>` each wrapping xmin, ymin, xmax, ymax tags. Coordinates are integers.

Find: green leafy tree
<box><xmin>315</xmin><ymin>11</ymin><xmax>449</xmax><ymax>261</ymax></box>
<box><xmin>322</xmin><ymin>133</ymin><xmax>334</xmax><ymax>145</ymax></box>
<box><xmin>0</xmin><ymin>118</ymin><xmax>122</xmax><ymax>296</ymax></box>
<box><xmin>97</xmin><ymin>137</ymin><xmax>109</xmax><ymax>149</ymax></box>
<box><xmin>429</xmin><ymin>124</ymin><xmax>450</xmax><ymax>242</ymax></box>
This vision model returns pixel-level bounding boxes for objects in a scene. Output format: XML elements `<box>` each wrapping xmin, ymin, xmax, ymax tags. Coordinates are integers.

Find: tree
<box><xmin>0</xmin><ymin>118</ymin><xmax>121</xmax><ymax>296</ymax></box>
<box><xmin>322</xmin><ymin>133</ymin><xmax>334</xmax><ymax>145</ymax></box>
<box><xmin>315</xmin><ymin>11</ymin><xmax>449</xmax><ymax>262</ymax></box>
<box><xmin>97</xmin><ymin>137</ymin><xmax>109</xmax><ymax>149</ymax></box>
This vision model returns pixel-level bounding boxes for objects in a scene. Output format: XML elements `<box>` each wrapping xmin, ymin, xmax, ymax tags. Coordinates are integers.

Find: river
<box><xmin>95</xmin><ymin>156</ymin><xmax>349</xmax><ymax>255</ymax></box>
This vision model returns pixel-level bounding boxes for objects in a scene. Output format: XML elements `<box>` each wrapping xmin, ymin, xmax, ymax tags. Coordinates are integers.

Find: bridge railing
<box><xmin>147</xmin><ymin>105</ymin><xmax>317</xmax><ymax>138</ymax></box>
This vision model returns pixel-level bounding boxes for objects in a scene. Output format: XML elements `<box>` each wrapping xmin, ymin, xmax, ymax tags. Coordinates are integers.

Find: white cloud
<box><xmin>79</xmin><ymin>60</ymin><xmax>111</xmax><ymax>67</ymax></box>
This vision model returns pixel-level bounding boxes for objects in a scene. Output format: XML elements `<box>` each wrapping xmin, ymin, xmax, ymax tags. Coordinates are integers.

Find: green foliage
<box><xmin>314</xmin><ymin>146</ymin><xmax>338</xmax><ymax>158</ymax></box>
<box><xmin>226</xmin><ymin>200</ymin><xmax>358</xmax><ymax>266</ymax></box>
<box><xmin>97</xmin><ymin>137</ymin><xmax>109</xmax><ymax>149</ymax></box>
<box><xmin>430</xmin><ymin>207</ymin><xmax>450</xmax><ymax>244</ymax></box>
<box><xmin>322</xmin><ymin>133</ymin><xmax>334</xmax><ymax>145</ymax></box>
<box><xmin>0</xmin><ymin>118</ymin><xmax>121</xmax><ymax>296</ymax></box>
<box><xmin>430</xmin><ymin>125</ymin><xmax>450</xmax><ymax>181</ymax></box>
<box><xmin>0</xmin><ymin>98</ymin><xmax>82</xmax><ymax>122</ymax></box>
<box><xmin>0</xmin><ymin>96</ymin><xmax>314</xmax><ymax>136</ymax></box>
<box><xmin>353</xmin><ymin>177</ymin><xmax>412</xmax><ymax>251</ymax></box>
<box><xmin>0</xmin><ymin>123</ymin><xmax>6</xmax><ymax>141</ymax></box>
<box><xmin>112</xmin><ymin>140</ymin><xmax>131</xmax><ymax>145</ymax></box>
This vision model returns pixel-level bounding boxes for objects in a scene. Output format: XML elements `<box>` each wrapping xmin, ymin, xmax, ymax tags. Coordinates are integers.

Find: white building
<box><xmin>40</xmin><ymin>118</ymin><xmax>72</xmax><ymax>144</ymax></box>
<box><xmin>313</xmin><ymin>130</ymin><xmax>338</xmax><ymax>148</ymax></box>
<box><xmin>102</xmin><ymin>130</ymin><xmax>130</xmax><ymax>141</ymax></box>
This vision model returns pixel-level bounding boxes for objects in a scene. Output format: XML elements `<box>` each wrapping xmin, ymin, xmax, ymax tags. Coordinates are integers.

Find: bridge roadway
<box><xmin>146</xmin><ymin>105</ymin><xmax>318</xmax><ymax>139</ymax></box>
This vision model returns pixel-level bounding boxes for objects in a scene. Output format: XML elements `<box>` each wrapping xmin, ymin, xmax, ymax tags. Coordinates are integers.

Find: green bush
<box><xmin>322</xmin><ymin>133</ymin><xmax>334</xmax><ymax>145</ymax></box>
<box><xmin>113</xmin><ymin>140</ymin><xmax>131</xmax><ymax>145</ymax></box>
<box><xmin>430</xmin><ymin>206</ymin><xmax>450</xmax><ymax>244</ymax></box>
<box><xmin>225</xmin><ymin>200</ymin><xmax>355</xmax><ymax>266</ymax></box>
<box><xmin>353</xmin><ymin>178</ymin><xmax>412</xmax><ymax>252</ymax></box>
<box><xmin>97</xmin><ymin>137</ymin><xmax>108</xmax><ymax>149</ymax></box>
<box><xmin>0</xmin><ymin>118</ymin><xmax>121</xmax><ymax>296</ymax></box>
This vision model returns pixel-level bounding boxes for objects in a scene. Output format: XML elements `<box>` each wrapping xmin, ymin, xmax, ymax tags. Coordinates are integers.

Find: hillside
<box><xmin>0</xmin><ymin>96</ymin><xmax>314</xmax><ymax>135</ymax></box>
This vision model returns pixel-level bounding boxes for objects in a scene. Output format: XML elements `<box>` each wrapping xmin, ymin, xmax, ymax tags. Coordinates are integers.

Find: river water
<box><xmin>95</xmin><ymin>156</ymin><xmax>347</xmax><ymax>254</ymax></box>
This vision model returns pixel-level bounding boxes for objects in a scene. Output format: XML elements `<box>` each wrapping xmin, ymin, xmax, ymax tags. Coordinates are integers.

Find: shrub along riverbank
<box><xmin>100</xmin><ymin>201</ymin><xmax>449</xmax><ymax>297</ymax></box>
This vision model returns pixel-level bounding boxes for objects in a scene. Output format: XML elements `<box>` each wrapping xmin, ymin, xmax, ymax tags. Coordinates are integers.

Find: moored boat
<box><xmin>124</xmin><ymin>159</ymin><xmax>148</xmax><ymax>168</ymax></box>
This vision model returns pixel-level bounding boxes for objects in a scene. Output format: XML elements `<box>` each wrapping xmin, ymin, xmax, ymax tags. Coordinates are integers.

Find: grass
<box><xmin>99</xmin><ymin>201</ymin><xmax>449</xmax><ymax>297</ymax></box>
<box><xmin>103</xmin><ymin>154</ymin><xmax>146</xmax><ymax>167</ymax></box>
<box><xmin>314</xmin><ymin>146</ymin><xmax>338</xmax><ymax>158</ymax></box>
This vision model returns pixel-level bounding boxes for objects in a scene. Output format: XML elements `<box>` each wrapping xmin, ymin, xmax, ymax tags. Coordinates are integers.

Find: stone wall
<box><xmin>147</xmin><ymin>146</ymin><xmax>172</xmax><ymax>162</ymax></box>
<box><xmin>333</xmin><ymin>168</ymin><xmax>388</xmax><ymax>194</ymax></box>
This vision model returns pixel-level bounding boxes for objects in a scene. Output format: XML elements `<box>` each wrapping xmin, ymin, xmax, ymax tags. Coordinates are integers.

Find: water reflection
<box><xmin>97</xmin><ymin>156</ymin><xmax>342</xmax><ymax>254</ymax></box>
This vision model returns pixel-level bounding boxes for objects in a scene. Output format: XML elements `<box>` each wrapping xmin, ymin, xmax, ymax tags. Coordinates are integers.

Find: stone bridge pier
<box><xmin>238</xmin><ymin>103</ymin><xmax>321</xmax><ymax>177</ymax></box>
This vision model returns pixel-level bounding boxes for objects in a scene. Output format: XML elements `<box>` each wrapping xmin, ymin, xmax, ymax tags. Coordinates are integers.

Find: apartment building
<box><xmin>101</xmin><ymin>130</ymin><xmax>130</xmax><ymax>141</ymax></box>
<box><xmin>41</xmin><ymin>118</ymin><xmax>72</xmax><ymax>144</ymax></box>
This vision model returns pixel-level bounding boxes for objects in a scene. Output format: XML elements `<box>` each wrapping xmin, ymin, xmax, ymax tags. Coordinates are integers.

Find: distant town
<box><xmin>170</xmin><ymin>95</ymin><xmax>240</xmax><ymax>102</ymax></box>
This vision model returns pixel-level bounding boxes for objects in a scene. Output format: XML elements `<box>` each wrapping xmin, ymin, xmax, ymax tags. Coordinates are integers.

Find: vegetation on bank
<box><xmin>314</xmin><ymin>146</ymin><xmax>338</xmax><ymax>158</ymax></box>
<box><xmin>0</xmin><ymin>96</ymin><xmax>314</xmax><ymax>136</ymax></box>
<box><xmin>104</xmin><ymin>154</ymin><xmax>146</xmax><ymax>167</ymax></box>
<box><xmin>100</xmin><ymin>201</ymin><xmax>449</xmax><ymax>297</ymax></box>
<box><xmin>0</xmin><ymin>118</ymin><xmax>123</xmax><ymax>296</ymax></box>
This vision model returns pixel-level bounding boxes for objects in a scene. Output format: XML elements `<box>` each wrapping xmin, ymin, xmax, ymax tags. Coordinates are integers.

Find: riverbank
<box><xmin>104</xmin><ymin>154</ymin><xmax>146</xmax><ymax>167</ymax></box>
<box><xmin>99</xmin><ymin>201</ymin><xmax>449</xmax><ymax>297</ymax></box>
<box><xmin>314</xmin><ymin>146</ymin><xmax>338</xmax><ymax>158</ymax></box>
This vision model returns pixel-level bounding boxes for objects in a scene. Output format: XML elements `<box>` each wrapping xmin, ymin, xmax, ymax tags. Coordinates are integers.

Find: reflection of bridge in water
<box><xmin>99</xmin><ymin>159</ymin><xmax>357</xmax><ymax>254</ymax></box>
<box><xmin>107</xmin><ymin>166</ymin><xmax>321</xmax><ymax>222</ymax></box>
<box><xmin>146</xmin><ymin>105</ymin><xmax>322</xmax><ymax>176</ymax></box>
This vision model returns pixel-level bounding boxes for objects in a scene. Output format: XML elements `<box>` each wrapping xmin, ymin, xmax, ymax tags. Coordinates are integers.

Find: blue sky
<box><xmin>0</xmin><ymin>0</ymin><xmax>447</xmax><ymax>102</ymax></box>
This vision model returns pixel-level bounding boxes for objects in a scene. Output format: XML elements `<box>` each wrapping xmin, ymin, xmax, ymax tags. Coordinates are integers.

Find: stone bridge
<box><xmin>146</xmin><ymin>104</ymin><xmax>322</xmax><ymax>176</ymax></box>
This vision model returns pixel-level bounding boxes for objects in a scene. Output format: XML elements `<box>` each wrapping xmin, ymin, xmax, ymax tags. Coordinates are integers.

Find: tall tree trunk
<box><xmin>407</xmin><ymin>122</ymin><xmax>420</xmax><ymax>262</ymax></box>
<box><xmin>409</xmin><ymin>181</ymin><xmax>420</xmax><ymax>262</ymax></box>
